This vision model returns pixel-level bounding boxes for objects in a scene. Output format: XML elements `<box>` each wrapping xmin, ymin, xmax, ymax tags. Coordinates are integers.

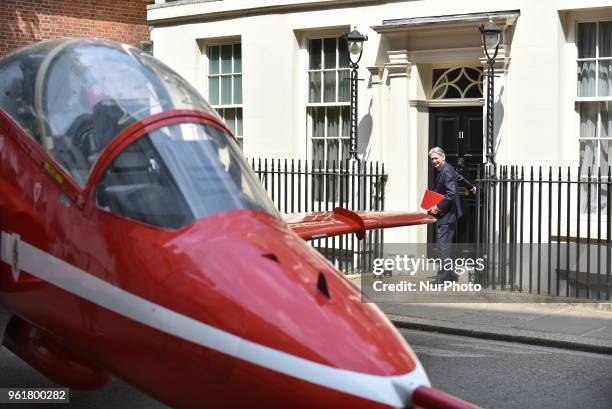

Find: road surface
<box><xmin>1</xmin><ymin>308</ymin><xmax>610</xmax><ymax>408</ymax></box>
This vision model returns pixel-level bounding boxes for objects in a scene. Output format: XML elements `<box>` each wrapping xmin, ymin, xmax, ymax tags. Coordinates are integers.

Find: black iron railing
<box><xmin>476</xmin><ymin>165</ymin><xmax>612</xmax><ymax>300</ymax></box>
<box><xmin>250</xmin><ymin>158</ymin><xmax>387</xmax><ymax>275</ymax></box>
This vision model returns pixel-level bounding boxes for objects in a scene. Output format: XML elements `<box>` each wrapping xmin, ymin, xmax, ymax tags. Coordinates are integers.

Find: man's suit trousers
<box><xmin>436</xmin><ymin>222</ymin><xmax>457</xmax><ymax>282</ymax></box>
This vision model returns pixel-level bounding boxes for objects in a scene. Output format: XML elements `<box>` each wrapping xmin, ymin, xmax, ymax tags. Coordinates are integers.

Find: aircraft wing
<box><xmin>284</xmin><ymin>207</ymin><xmax>437</xmax><ymax>241</ymax></box>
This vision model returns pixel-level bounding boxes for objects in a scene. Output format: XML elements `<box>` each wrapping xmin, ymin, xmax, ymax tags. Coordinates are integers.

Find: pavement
<box><xmin>349</xmin><ymin>277</ymin><xmax>612</xmax><ymax>355</ymax></box>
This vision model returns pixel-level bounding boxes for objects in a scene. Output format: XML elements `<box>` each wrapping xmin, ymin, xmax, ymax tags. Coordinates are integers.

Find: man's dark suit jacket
<box><xmin>432</xmin><ymin>162</ymin><xmax>473</xmax><ymax>225</ymax></box>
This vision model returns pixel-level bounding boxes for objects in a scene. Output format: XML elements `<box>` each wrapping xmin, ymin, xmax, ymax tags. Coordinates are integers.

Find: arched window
<box><xmin>431</xmin><ymin>67</ymin><xmax>483</xmax><ymax>99</ymax></box>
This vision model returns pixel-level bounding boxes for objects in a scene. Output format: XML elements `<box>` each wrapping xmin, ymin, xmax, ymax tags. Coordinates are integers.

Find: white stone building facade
<box><xmin>147</xmin><ymin>0</ymin><xmax>612</xmax><ymax>243</ymax></box>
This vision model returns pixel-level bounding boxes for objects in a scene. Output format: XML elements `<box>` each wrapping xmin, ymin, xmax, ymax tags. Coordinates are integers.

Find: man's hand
<box><xmin>470</xmin><ymin>186</ymin><xmax>476</xmax><ymax>194</ymax></box>
<box><xmin>429</xmin><ymin>206</ymin><xmax>440</xmax><ymax>215</ymax></box>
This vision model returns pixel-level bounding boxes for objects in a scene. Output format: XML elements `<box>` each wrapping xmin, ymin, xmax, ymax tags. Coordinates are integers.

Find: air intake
<box><xmin>317</xmin><ymin>272</ymin><xmax>330</xmax><ymax>299</ymax></box>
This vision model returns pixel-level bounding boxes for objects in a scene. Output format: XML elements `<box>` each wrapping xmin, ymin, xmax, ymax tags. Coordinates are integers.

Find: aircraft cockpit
<box><xmin>0</xmin><ymin>39</ymin><xmax>278</xmax><ymax>229</ymax></box>
<box><xmin>96</xmin><ymin>122</ymin><xmax>279</xmax><ymax>229</ymax></box>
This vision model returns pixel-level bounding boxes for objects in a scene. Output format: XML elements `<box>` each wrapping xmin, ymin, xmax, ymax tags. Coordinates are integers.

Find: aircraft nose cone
<box><xmin>199</xmin><ymin>233</ymin><xmax>429</xmax><ymax>407</ymax></box>
<box><xmin>156</xmin><ymin>210</ymin><xmax>428</xmax><ymax>408</ymax></box>
<box><xmin>207</xmin><ymin>215</ymin><xmax>428</xmax><ymax>406</ymax></box>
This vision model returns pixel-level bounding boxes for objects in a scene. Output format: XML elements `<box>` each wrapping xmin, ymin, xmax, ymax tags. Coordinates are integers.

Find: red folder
<box><xmin>421</xmin><ymin>190</ymin><xmax>445</xmax><ymax>210</ymax></box>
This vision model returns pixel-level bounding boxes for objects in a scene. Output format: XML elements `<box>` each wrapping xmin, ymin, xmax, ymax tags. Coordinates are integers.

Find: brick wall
<box><xmin>0</xmin><ymin>0</ymin><xmax>151</xmax><ymax>56</ymax></box>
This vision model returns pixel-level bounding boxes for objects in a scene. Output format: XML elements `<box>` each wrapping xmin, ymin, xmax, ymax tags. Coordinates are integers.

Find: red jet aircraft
<box><xmin>0</xmin><ymin>39</ymin><xmax>478</xmax><ymax>409</ymax></box>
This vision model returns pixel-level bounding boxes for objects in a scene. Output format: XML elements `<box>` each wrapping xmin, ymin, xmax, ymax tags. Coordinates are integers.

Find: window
<box><xmin>431</xmin><ymin>67</ymin><xmax>483</xmax><ymax>99</ymax></box>
<box><xmin>576</xmin><ymin>21</ymin><xmax>612</xmax><ymax>213</ymax></box>
<box><xmin>208</xmin><ymin>43</ymin><xmax>243</xmax><ymax>149</ymax></box>
<box><xmin>307</xmin><ymin>37</ymin><xmax>351</xmax><ymax>166</ymax></box>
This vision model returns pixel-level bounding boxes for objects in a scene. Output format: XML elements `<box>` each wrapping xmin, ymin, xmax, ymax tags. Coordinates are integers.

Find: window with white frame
<box><xmin>576</xmin><ymin>21</ymin><xmax>611</xmax><ymax>213</ymax></box>
<box><xmin>208</xmin><ymin>43</ymin><xmax>243</xmax><ymax>148</ymax></box>
<box><xmin>307</xmin><ymin>37</ymin><xmax>351</xmax><ymax>167</ymax></box>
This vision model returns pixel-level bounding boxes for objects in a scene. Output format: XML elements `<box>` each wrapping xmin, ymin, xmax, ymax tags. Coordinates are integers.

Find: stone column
<box><xmin>366</xmin><ymin>66</ymin><xmax>384</xmax><ymax>162</ymax></box>
<box><xmin>382</xmin><ymin>50</ymin><xmax>419</xmax><ymax>243</ymax></box>
<box><xmin>407</xmin><ymin>62</ymin><xmax>430</xmax><ymax>244</ymax></box>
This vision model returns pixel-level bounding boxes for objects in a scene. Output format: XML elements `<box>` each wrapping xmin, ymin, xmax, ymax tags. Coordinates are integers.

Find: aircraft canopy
<box><xmin>96</xmin><ymin>122</ymin><xmax>279</xmax><ymax>229</ymax></box>
<box><xmin>0</xmin><ymin>39</ymin><xmax>218</xmax><ymax>186</ymax></box>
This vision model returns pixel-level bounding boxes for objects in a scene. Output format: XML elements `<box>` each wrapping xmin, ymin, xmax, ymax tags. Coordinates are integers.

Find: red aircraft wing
<box><xmin>284</xmin><ymin>207</ymin><xmax>437</xmax><ymax>240</ymax></box>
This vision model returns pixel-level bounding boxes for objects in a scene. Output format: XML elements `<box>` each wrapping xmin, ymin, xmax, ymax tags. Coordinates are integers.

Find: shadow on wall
<box><xmin>493</xmin><ymin>85</ymin><xmax>505</xmax><ymax>157</ymax></box>
<box><xmin>358</xmin><ymin>99</ymin><xmax>374</xmax><ymax>160</ymax></box>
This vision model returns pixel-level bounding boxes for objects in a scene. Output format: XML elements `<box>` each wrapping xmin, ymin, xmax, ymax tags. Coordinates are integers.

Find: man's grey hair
<box><xmin>428</xmin><ymin>147</ymin><xmax>445</xmax><ymax>158</ymax></box>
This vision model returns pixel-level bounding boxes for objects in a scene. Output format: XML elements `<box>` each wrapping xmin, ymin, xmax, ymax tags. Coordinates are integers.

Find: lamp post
<box><xmin>479</xmin><ymin>20</ymin><xmax>502</xmax><ymax>165</ymax></box>
<box><xmin>343</xmin><ymin>29</ymin><xmax>368</xmax><ymax>159</ymax></box>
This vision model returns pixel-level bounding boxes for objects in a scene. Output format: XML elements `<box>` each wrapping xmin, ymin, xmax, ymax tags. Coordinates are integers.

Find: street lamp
<box><xmin>343</xmin><ymin>29</ymin><xmax>368</xmax><ymax>159</ymax></box>
<box><xmin>479</xmin><ymin>20</ymin><xmax>502</xmax><ymax>165</ymax></box>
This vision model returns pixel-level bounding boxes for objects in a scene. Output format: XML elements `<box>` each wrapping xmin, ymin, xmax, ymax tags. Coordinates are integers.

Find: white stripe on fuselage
<box><xmin>0</xmin><ymin>231</ymin><xmax>430</xmax><ymax>407</ymax></box>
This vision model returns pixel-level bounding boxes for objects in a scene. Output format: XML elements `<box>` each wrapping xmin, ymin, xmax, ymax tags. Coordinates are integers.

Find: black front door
<box><xmin>429</xmin><ymin>107</ymin><xmax>483</xmax><ymax>243</ymax></box>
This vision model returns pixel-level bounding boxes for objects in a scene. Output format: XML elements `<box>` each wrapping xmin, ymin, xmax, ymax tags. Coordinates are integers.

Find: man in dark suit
<box><xmin>428</xmin><ymin>147</ymin><xmax>475</xmax><ymax>283</ymax></box>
